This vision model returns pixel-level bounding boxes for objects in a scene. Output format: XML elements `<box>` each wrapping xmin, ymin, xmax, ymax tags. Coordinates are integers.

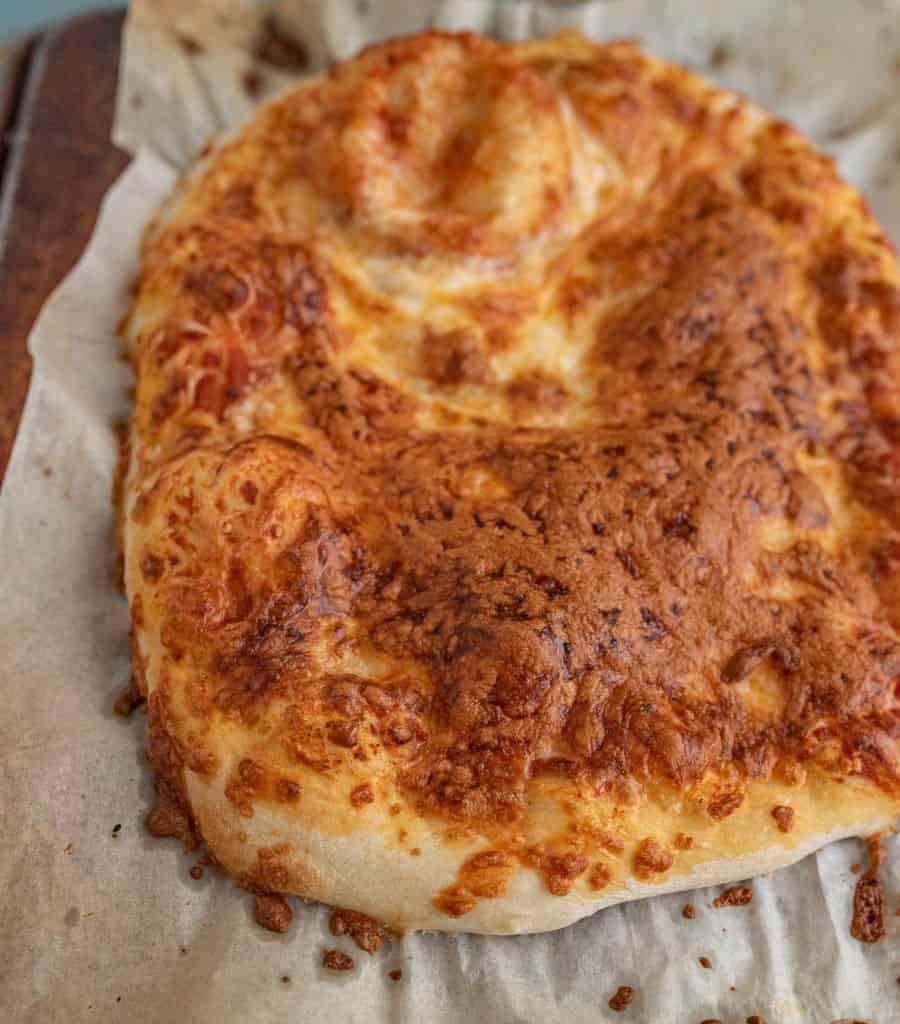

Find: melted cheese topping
<box><xmin>123</xmin><ymin>31</ymin><xmax>900</xmax><ymax>932</ymax></box>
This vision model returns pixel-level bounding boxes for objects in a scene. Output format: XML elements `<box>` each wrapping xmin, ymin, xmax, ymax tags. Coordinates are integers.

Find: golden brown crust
<box><xmin>123</xmin><ymin>30</ymin><xmax>900</xmax><ymax>934</ymax></box>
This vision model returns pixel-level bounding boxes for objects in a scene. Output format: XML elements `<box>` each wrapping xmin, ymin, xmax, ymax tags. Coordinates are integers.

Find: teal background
<box><xmin>1</xmin><ymin>1</ymin><xmax>123</xmax><ymax>40</ymax></box>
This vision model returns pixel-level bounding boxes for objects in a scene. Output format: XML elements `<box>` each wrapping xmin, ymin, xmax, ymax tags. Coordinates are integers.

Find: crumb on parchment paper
<box><xmin>608</xmin><ymin>986</ymin><xmax>634</xmax><ymax>1012</ymax></box>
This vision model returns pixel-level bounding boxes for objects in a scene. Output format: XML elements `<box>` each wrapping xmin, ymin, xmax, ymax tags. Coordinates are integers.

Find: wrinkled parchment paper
<box><xmin>2</xmin><ymin>2</ymin><xmax>899</xmax><ymax>1020</ymax></box>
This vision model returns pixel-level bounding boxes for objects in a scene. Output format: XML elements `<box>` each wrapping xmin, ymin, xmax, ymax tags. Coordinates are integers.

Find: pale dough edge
<box><xmin>184</xmin><ymin>762</ymin><xmax>897</xmax><ymax>934</ymax></box>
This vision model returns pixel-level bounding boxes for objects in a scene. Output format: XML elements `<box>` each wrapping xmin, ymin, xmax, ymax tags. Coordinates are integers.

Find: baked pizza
<box><xmin>121</xmin><ymin>30</ymin><xmax>900</xmax><ymax>934</ymax></box>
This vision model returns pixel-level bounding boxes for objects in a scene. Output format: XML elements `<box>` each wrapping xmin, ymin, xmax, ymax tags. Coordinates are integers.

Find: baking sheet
<box><xmin>1</xmin><ymin>1</ymin><xmax>899</xmax><ymax>1020</ymax></box>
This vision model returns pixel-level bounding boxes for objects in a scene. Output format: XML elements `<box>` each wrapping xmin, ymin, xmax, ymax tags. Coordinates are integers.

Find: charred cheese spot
<box><xmin>771</xmin><ymin>805</ymin><xmax>795</xmax><ymax>832</ymax></box>
<box><xmin>588</xmin><ymin>861</ymin><xmax>614</xmax><ymax>890</ymax></box>
<box><xmin>420</xmin><ymin>325</ymin><xmax>493</xmax><ymax>389</ymax></box>
<box><xmin>707</xmin><ymin>791</ymin><xmax>745</xmax><ymax>821</ymax></box>
<box><xmin>139</xmin><ymin>551</ymin><xmax>165</xmax><ymax>583</ymax></box>
<box><xmin>633</xmin><ymin>838</ymin><xmax>675</xmax><ymax>878</ymax></box>
<box><xmin>350</xmin><ymin>783</ymin><xmax>375</xmax><ymax>808</ymax></box>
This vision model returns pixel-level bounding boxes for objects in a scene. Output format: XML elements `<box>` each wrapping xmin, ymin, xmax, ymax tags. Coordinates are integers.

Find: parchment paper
<box><xmin>2</xmin><ymin>2</ymin><xmax>899</xmax><ymax>1021</ymax></box>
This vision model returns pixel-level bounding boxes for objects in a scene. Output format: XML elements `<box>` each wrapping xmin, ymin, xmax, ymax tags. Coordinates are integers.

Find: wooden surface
<box><xmin>0</xmin><ymin>9</ymin><xmax>128</xmax><ymax>489</ymax></box>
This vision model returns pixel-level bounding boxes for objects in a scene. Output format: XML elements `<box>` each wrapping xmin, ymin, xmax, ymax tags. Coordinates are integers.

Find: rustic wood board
<box><xmin>0</xmin><ymin>9</ymin><xmax>128</xmax><ymax>488</ymax></box>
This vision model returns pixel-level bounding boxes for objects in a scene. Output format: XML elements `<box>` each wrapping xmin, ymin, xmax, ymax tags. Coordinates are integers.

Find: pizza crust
<box><xmin>126</xmin><ymin>528</ymin><xmax>897</xmax><ymax>933</ymax></box>
<box><xmin>128</xmin><ymin>579</ymin><xmax>897</xmax><ymax>934</ymax></box>
<box><xmin>123</xmin><ymin>30</ymin><xmax>900</xmax><ymax>935</ymax></box>
<box><xmin>182</xmin><ymin>759</ymin><xmax>896</xmax><ymax>935</ymax></box>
